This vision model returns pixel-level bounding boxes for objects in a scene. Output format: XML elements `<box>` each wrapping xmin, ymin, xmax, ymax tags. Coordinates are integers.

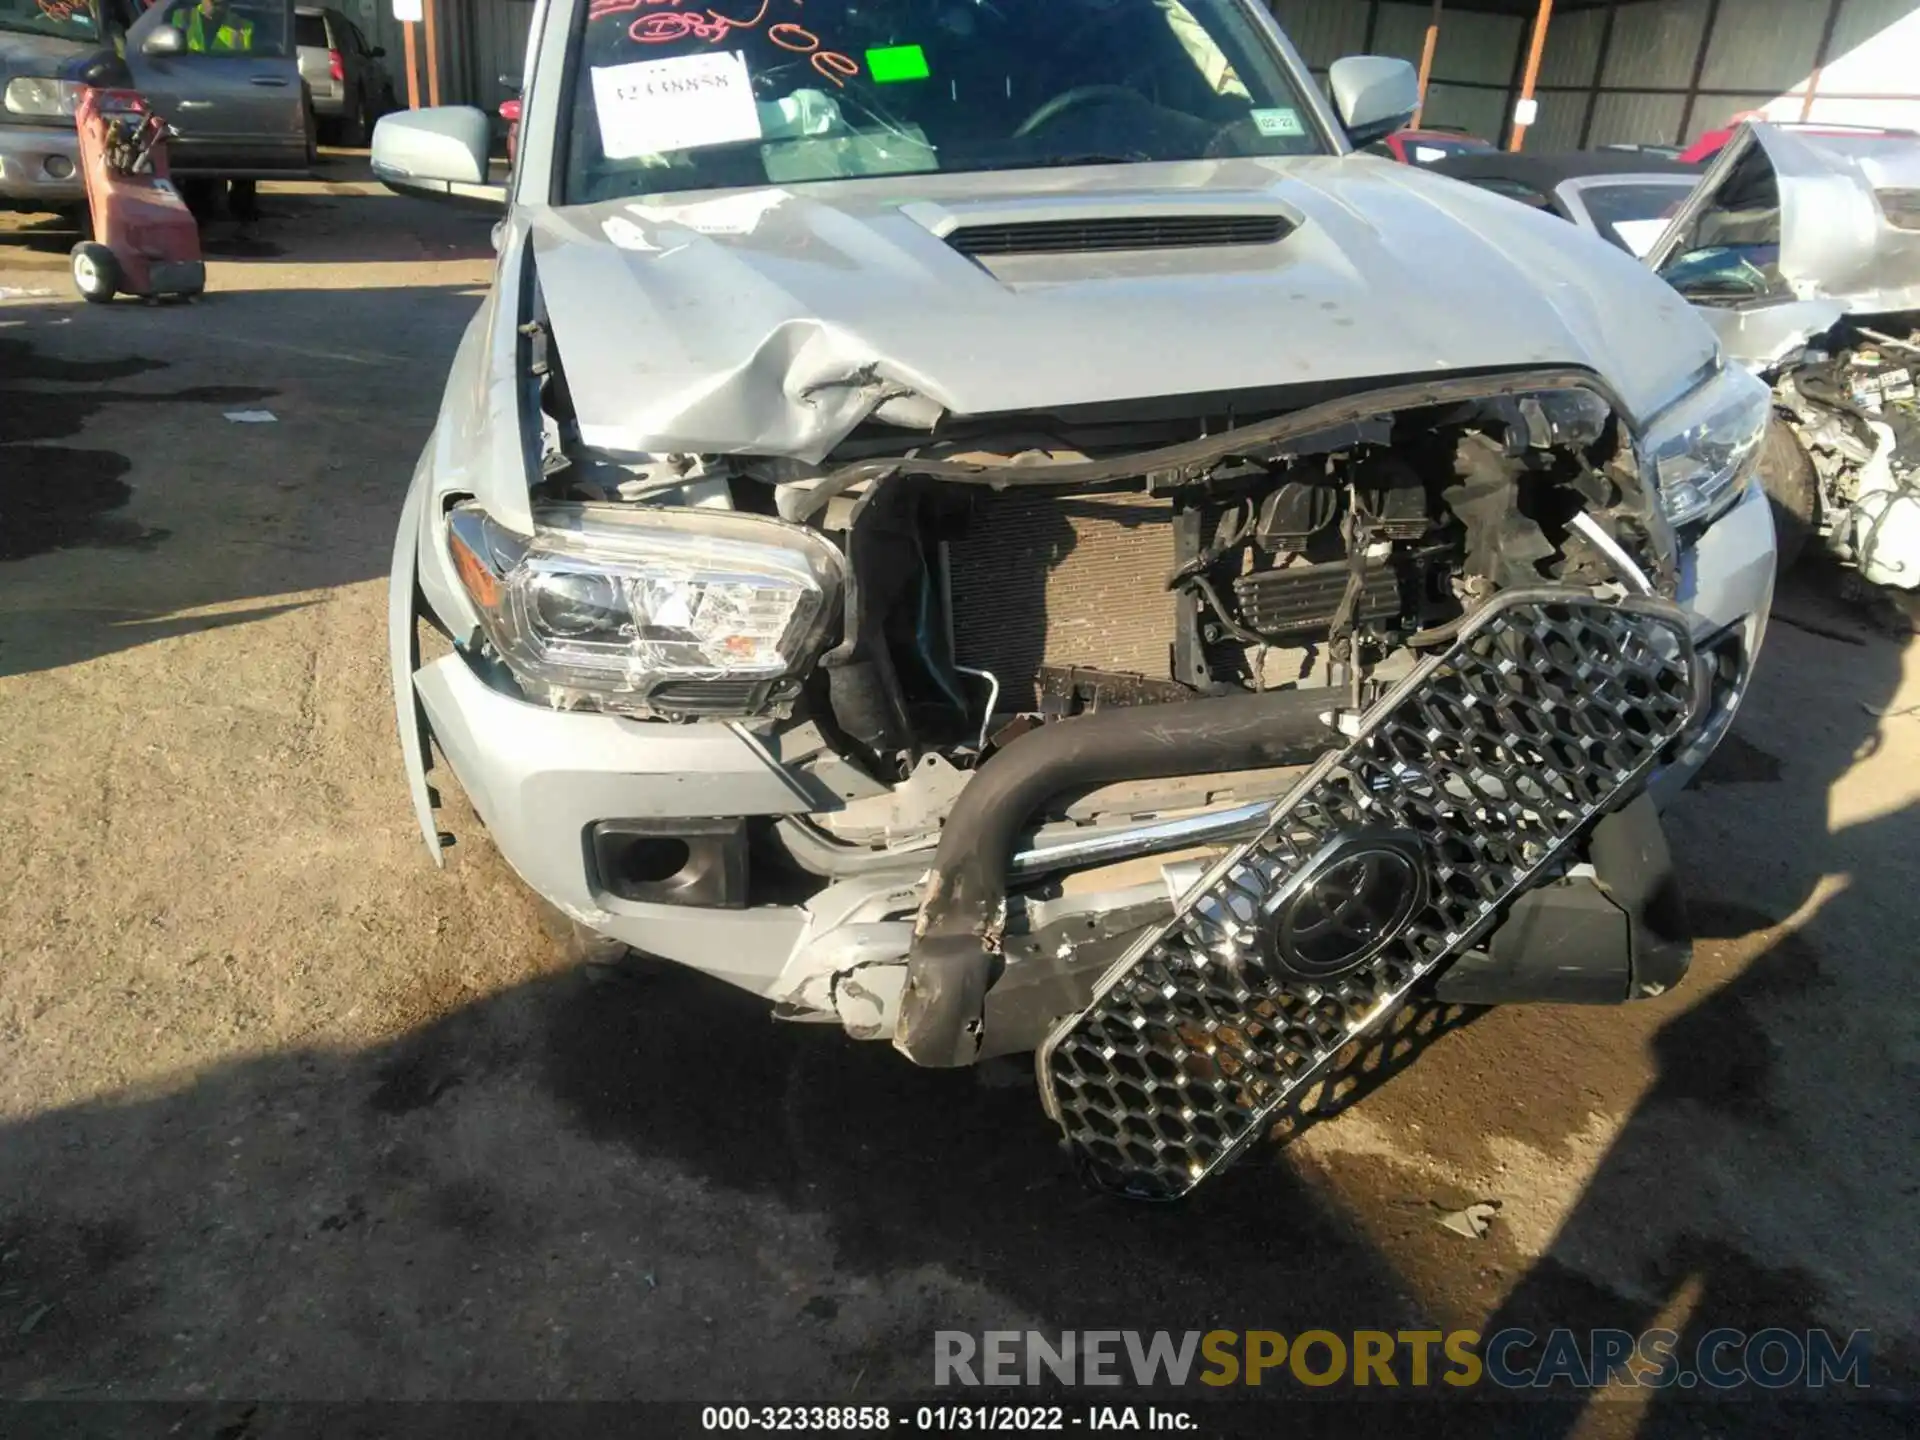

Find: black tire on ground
<box><xmin>341</xmin><ymin>89</ymin><xmax>372</xmax><ymax>147</ymax></box>
<box><xmin>227</xmin><ymin>178</ymin><xmax>259</xmax><ymax>223</ymax></box>
<box><xmin>69</xmin><ymin>242</ymin><xmax>119</xmax><ymax>303</ymax></box>
<box><xmin>1756</xmin><ymin>415</ymin><xmax>1820</xmax><ymax>572</ymax></box>
<box><xmin>177</xmin><ymin>177</ymin><xmax>221</xmax><ymax>220</ymax></box>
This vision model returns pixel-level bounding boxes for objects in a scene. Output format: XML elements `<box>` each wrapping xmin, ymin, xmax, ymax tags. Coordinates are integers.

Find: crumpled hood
<box><xmin>529</xmin><ymin>155</ymin><xmax>1715</xmax><ymax>462</ymax></box>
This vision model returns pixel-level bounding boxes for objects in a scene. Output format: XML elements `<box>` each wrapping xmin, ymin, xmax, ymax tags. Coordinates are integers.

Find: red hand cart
<box><xmin>69</xmin><ymin>87</ymin><xmax>205</xmax><ymax>304</ymax></box>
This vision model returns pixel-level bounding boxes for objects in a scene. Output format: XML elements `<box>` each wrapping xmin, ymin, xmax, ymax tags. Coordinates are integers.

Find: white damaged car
<box><xmin>374</xmin><ymin>0</ymin><xmax>1776</xmax><ymax>1198</ymax></box>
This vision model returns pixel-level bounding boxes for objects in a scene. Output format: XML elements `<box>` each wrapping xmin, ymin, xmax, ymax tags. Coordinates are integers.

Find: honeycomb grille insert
<box><xmin>1036</xmin><ymin>591</ymin><xmax>1700</xmax><ymax>1200</ymax></box>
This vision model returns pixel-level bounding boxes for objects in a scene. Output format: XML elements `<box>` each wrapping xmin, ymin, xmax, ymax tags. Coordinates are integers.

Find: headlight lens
<box><xmin>3</xmin><ymin>78</ymin><xmax>84</xmax><ymax>118</ymax></box>
<box><xmin>446</xmin><ymin>502</ymin><xmax>844</xmax><ymax>714</ymax></box>
<box><xmin>1642</xmin><ymin>364</ymin><xmax>1772</xmax><ymax>527</ymax></box>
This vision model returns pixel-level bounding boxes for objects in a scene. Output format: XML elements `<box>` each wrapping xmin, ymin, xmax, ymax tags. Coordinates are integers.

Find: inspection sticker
<box><xmin>1250</xmin><ymin>106</ymin><xmax>1305</xmax><ymax>138</ymax></box>
<box><xmin>591</xmin><ymin>50</ymin><xmax>762</xmax><ymax>160</ymax></box>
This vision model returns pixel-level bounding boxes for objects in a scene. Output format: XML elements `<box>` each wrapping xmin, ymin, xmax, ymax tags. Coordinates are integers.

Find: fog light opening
<box><xmin>587</xmin><ymin>819</ymin><xmax>748</xmax><ymax>909</ymax></box>
<box><xmin>43</xmin><ymin>154</ymin><xmax>74</xmax><ymax>181</ymax></box>
<box><xmin>615</xmin><ymin>836</ymin><xmax>692</xmax><ymax>886</ymax></box>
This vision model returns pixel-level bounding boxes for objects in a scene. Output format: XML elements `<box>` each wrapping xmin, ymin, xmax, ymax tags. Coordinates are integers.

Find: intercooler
<box><xmin>945</xmin><ymin>491</ymin><xmax>1178</xmax><ymax>708</ymax></box>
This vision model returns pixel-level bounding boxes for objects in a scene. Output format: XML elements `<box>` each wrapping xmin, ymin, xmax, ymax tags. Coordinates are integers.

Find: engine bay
<box><xmin>1775</xmin><ymin>317</ymin><xmax>1920</xmax><ymax>589</ymax></box>
<box><xmin>521</xmin><ymin>341</ymin><xmax>1672</xmax><ymax>796</ymax></box>
<box><xmin>776</xmin><ymin>378</ymin><xmax>1664</xmax><ymax>785</ymax></box>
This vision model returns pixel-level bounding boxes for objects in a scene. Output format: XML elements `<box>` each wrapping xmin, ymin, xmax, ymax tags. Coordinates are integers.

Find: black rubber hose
<box><xmin>893</xmin><ymin>686</ymin><xmax>1336</xmax><ymax>1067</ymax></box>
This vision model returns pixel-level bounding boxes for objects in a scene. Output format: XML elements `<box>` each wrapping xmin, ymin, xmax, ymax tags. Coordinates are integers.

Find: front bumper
<box><xmin>394</xmin><ymin>474</ymin><xmax>1775</xmax><ymax>1061</ymax></box>
<box><xmin>0</xmin><ymin>121</ymin><xmax>82</xmax><ymax>210</ymax></box>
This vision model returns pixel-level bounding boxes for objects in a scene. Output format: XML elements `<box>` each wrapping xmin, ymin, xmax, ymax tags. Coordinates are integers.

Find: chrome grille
<box><xmin>1036</xmin><ymin>591</ymin><xmax>1700</xmax><ymax>1199</ymax></box>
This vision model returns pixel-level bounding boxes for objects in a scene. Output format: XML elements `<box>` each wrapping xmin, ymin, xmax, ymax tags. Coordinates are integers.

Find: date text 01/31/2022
<box><xmin>700</xmin><ymin>1405</ymin><xmax>1198</xmax><ymax>1431</ymax></box>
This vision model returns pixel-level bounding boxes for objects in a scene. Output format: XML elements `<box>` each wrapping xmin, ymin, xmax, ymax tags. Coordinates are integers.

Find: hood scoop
<box><xmin>903</xmin><ymin>192</ymin><xmax>1300</xmax><ymax>258</ymax></box>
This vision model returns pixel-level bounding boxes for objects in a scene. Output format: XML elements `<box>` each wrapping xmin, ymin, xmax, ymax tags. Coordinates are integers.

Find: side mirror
<box><xmin>370</xmin><ymin>106</ymin><xmax>504</xmax><ymax>206</ymax></box>
<box><xmin>1329</xmin><ymin>56</ymin><xmax>1420</xmax><ymax>148</ymax></box>
<box><xmin>369</xmin><ymin>45</ymin><xmax>386</xmax><ymax>58</ymax></box>
<box><xmin>142</xmin><ymin>26</ymin><xmax>185</xmax><ymax>56</ymax></box>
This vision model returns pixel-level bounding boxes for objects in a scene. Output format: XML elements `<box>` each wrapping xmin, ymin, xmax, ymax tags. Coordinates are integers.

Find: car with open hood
<box><xmin>1438</xmin><ymin>125</ymin><xmax>1920</xmax><ymax>587</ymax></box>
<box><xmin>1646</xmin><ymin>122</ymin><xmax>1920</xmax><ymax>588</ymax></box>
<box><xmin>372</xmin><ymin>0</ymin><xmax>1777</xmax><ymax>1199</ymax></box>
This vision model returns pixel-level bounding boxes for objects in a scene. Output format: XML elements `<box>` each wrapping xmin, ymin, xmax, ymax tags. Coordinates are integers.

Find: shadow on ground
<box><xmin>0</xmin><ymin>578</ymin><xmax>1914</xmax><ymax>1432</ymax></box>
<box><xmin>0</xmin><ymin>283</ymin><xmax>480</xmax><ymax>677</ymax></box>
<box><xmin>1475</xmin><ymin>567</ymin><xmax>1920</xmax><ymax>1432</ymax></box>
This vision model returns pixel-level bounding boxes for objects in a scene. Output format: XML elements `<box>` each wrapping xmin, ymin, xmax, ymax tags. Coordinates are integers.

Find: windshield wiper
<box><xmin>1019</xmin><ymin>151</ymin><xmax>1154</xmax><ymax>170</ymax></box>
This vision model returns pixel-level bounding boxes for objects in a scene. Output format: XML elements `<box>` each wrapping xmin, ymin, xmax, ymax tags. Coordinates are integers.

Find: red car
<box><xmin>1681</xmin><ymin>118</ymin><xmax>1917</xmax><ymax>165</ymax></box>
<box><xmin>500</xmin><ymin>95</ymin><xmax>521</xmax><ymax>166</ymax></box>
<box><xmin>1367</xmin><ymin>127</ymin><xmax>1497</xmax><ymax>165</ymax></box>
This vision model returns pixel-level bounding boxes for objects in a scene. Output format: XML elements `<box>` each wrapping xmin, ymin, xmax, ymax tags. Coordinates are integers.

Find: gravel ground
<box><xmin>2</xmin><ymin>163</ymin><xmax>1917</xmax><ymax>1433</ymax></box>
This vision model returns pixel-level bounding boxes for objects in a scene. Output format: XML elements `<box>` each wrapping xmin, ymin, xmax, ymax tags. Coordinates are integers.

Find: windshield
<box><xmin>0</xmin><ymin>0</ymin><xmax>102</xmax><ymax>42</ymax></box>
<box><xmin>1572</xmin><ymin>180</ymin><xmax>1694</xmax><ymax>256</ymax></box>
<box><xmin>563</xmin><ymin>0</ymin><xmax>1325</xmax><ymax>204</ymax></box>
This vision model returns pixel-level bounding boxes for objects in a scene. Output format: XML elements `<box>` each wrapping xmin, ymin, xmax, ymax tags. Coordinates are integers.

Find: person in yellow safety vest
<box><xmin>173</xmin><ymin>0</ymin><xmax>254</xmax><ymax>53</ymax></box>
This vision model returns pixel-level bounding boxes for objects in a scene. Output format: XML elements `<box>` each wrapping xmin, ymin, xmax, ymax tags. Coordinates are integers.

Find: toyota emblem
<box><xmin>1261</xmin><ymin>832</ymin><xmax>1429</xmax><ymax>982</ymax></box>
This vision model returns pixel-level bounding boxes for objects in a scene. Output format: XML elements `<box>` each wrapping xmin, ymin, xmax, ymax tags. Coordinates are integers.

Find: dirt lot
<box><xmin>2</xmin><ymin>163</ymin><xmax>1918</xmax><ymax>1431</ymax></box>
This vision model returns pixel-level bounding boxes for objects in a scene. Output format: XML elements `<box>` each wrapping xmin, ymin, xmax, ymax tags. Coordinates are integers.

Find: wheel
<box><xmin>70</xmin><ymin>242</ymin><xmax>119</xmax><ymax>303</ymax></box>
<box><xmin>1756</xmin><ymin>415</ymin><xmax>1819</xmax><ymax>572</ymax></box>
<box><xmin>341</xmin><ymin>88</ymin><xmax>372</xmax><ymax>147</ymax></box>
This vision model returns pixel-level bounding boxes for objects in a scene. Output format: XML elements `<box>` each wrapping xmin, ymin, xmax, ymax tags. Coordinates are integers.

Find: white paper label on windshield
<box><xmin>1611</xmin><ymin>217</ymin><xmax>1672</xmax><ymax>257</ymax></box>
<box><xmin>1414</xmin><ymin>145</ymin><xmax>1448</xmax><ymax>163</ymax></box>
<box><xmin>1251</xmin><ymin>107</ymin><xmax>1305</xmax><ymax>138</ymax></box>
<box><xmin>591</xmin><ymin>51</ymin><xmax>762</xmax><ymax>160</ymax></box>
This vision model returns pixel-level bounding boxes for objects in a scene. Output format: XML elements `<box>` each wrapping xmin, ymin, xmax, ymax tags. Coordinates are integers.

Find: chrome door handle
<box><xmin>250</xmin><ymin>76</ymin><xmax>290</xmax><ymax>86</ymax></box>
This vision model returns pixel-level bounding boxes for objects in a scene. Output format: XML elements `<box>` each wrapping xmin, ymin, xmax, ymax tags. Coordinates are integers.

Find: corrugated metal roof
<box><xmin>1699</xmin><ymin>0</ymin><xmax>1831</xmax><ymax>91</ymax></box>
<box><xmin>1588</xmin><ymin>90</ymin><xmax>1690</xmax><ymax>148</ymax></box>
<box><xmin>1602</xmin><ymin>0</ymin><xmax>1713</xmax><ymax>90</ymax></box>
<box><xmin>1268</xmin><ymin>0</ymin><xmax>1371</xmax><ymax>68</ymax></box>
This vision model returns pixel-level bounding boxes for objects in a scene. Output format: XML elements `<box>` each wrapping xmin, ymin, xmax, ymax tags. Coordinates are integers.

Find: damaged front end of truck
<box><xmin>390</xmin><ymin>178</ymin><xmax>1777</xmax><ymax>1198</ymax></box>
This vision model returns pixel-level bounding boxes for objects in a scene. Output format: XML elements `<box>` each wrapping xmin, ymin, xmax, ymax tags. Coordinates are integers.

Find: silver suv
<box><xmin>372</xmin><ymin>0</ymin><xmax>1778</xmax><ymax>1198</ymax></box>
<box><xmin>295</xmin><ymin>5</ymin><xmax>392</xmax><ymax>147</ymax></box>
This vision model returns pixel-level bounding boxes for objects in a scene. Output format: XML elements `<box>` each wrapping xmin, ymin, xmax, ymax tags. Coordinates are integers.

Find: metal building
<box><xmin>1274</xmin><ymin>0</ymin><xmax>1920</xmax><ymax>150</ymax></box>
<box><xmin>358</xmin><ymin>0</ymin><xmax>1920</xmax><ymax>154</ymax></box>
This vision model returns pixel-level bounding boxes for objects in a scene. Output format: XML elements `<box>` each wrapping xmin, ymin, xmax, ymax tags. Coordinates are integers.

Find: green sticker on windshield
<box><xmin>1251</xmin><ymin>107</ymin><xmax>1306</xmax><ymax>138</ymax></box>
<box><xmin>866</xmin><ymin>44</ymin><xmax>930</xmax><ymax>84</ymax></box>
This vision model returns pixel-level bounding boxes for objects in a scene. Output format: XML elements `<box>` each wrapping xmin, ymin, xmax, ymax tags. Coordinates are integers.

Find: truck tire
<box><xmin>70</xmin><ymin>242</ymin><xmax>119</xmax><ymax>303</ymax></box>
<box><xmin>1757</xmin><ymin>416</ymin><xmax>1819</xmax><ymax>572</ymax></box>
<box><xmin>341</xmin><ymin>88</ymin><xmax>373</xmax><ymax>147</ymax></box>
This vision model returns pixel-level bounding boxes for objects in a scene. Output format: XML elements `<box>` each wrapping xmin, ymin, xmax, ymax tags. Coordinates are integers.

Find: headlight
<box><xmin>446</xmin><ymin>502</ymin><xmax>844</xmax><ymax>715</ymax></box>
<box><xmin>3</xmin><ymin>78</ymin><xmax>84</xmax><ymax>118</ymax></box>
<box><xmin>1642</xmin><ymin>364</ymin><xmax>1771</xmax><ymax>527</ymax></box>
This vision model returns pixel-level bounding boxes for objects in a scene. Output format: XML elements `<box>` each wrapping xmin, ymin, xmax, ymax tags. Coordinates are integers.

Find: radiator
<box><xmin>946</xmin><ymin>491</ymin><xmax>1177</xmax><ymax>709</ymax></box>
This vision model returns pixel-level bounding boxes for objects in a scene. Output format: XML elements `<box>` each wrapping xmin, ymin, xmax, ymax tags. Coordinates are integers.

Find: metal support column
<box><xmin>1801</xmin><ymin>0</ymin><xmax>1847</xmax><ymax>122</ymax></box>
<box><xmin>402</xmin><ymin>22</ymin><xmax>420</xmax><ymax>110</ymax></box>
<box><xmin>1411</xmin><ymin>0</ymin><xmax>1443</xmax><ymax>128</ymax></box>
<box><xmin>1507</xmin><ymin>0</ymin><xmax>1554</xmax><ymax>152</ymax></box>
<box><xmin>423</xmin><ymin>0</ymin><xmax>443</xmax><ymax>108</ymax></box>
